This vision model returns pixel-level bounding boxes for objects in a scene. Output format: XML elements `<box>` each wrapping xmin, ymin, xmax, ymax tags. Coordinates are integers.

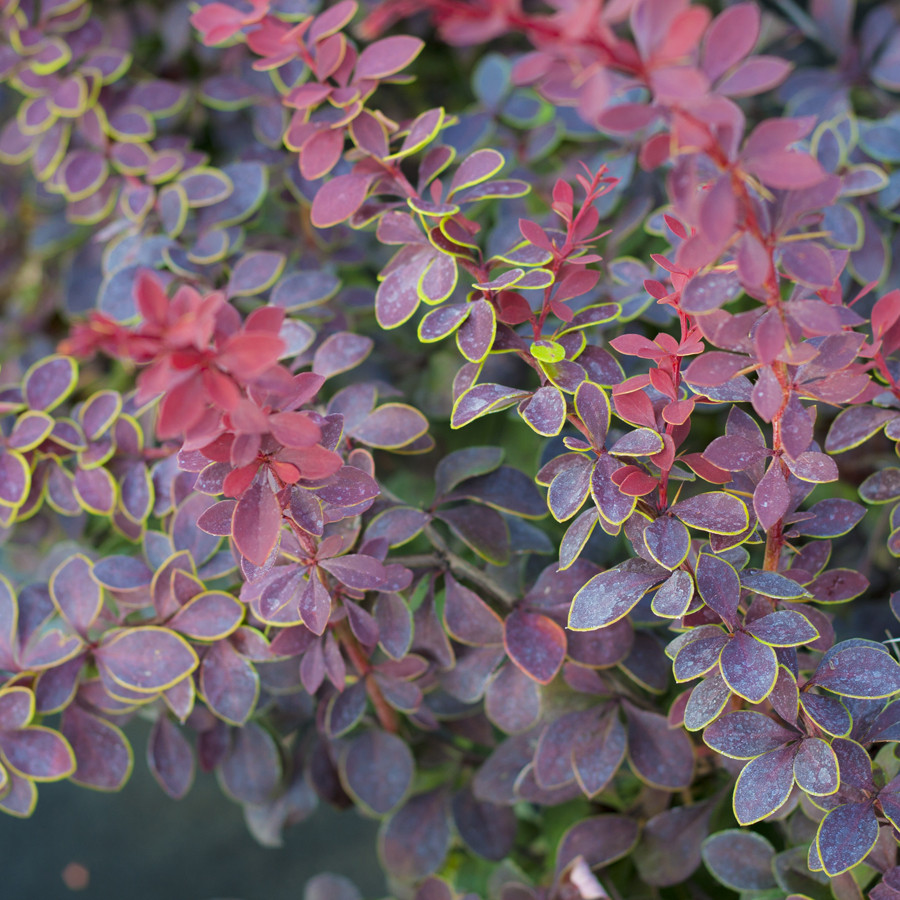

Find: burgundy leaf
<box><xmin>233</xmin><ymin>480</ymin><xmax>283</xmax><ymax>566</ymax></box>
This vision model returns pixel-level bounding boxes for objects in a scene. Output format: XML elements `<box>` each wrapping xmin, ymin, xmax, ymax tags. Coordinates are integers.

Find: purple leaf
<box><xmin>311</xmin><ymin>174</ymin><xmax>374</xmax><ymax>228</ymax></box>
<box><xmin>452</xmin><ymin>786</ymin><xmax>517</xmax><ymax>862</ymax></box>
<box><xmin>96</xmin><ymin>627</ymin><xmax>198</xmax><ymax>693</ymax></box>
<box><xmin>313</xmin><ymin>332</ymin><xmax>373</xmax><ymax>379</ymax></box>
<box><xmin>436</xmin><ymin>505</ymin><xmax>510</xmax><ymax>565</ymax></box>
<box><xmin>484</xmin><ymin>662</ymin><xmax>541</xmax><ymax>734</ymax></box>
<box><xmin>342</xmin><ymin>730</ymin><xmax>414</xmax><ymax>815</ymax></box>
<box><xmin>569</xmin><ymin>558</ymin><xmax>667</xmax><ymax>630</ymax></box>
<box><xmin>61</xmin><ymin>706</ymin><xmax>132</xmax><ymax>791</ymax></box>
<box><xmin>670</xmin><ymin>492</ymin><xmax>749</xmax><ymax>535</ymax></box>
<box><xmin>451</xmin><ymin>384</ymin><xmax>530</xmax><ymax>428</ymax></box>
<box><xmin>49</xmin><ymin>555</ymin><xmax>101</xmax><ymax>635</ymax></box>
<box><xmin>504</xmin><ymin>609</ymin><xmax>566</xmax><ymax>684</ymax></box>
<box><xmin>519</xmin><ymin>385</ymin><xmax>566</xmax><ymax>436</ymax></box>
<box><xmin>0</xmin><ymin>725</ymin><xmax>75</xmax><ymax>781</ymax></box>
<box><xmin>351</xmin><ymin>403</ymin><xmax>428</xmax><ymax>449</ymax></box>
<box><xmin>703</xmin><ymin>711</ymin><xmax>796</xmax><ymax>759</ymax></box>
<box><xmin>701</xmin><ymin>829</ymin><xmax>776</xmax><ymax>891</ymax></box>
<box><xmin>651</xmin><ymin>570</ymin><xmax>695</xmax><ymax>618</ymax></box>
<box><xmin>443</xmin><ymin>574</ymin><xmax>502</xmax><ymax>646</ymax></box>
<box><xmin>379</xmin><ymin>789</ymin><xmax>450</xmax><ymax>880</ymax></box>
<box><xmin>200</xmin><ymin>640</ymin><xmax>259</xmax><ymax>725</ymax></box>
<box><xmin>148</xmin><ymin>715</ymin><xmax>194</xmax><ymax>800</ymax></box>
<box><xmin>624</xmin><ymin>702</ymin><xmax>694</xmax><ymax>789</ymax></box>
<box><xmin>746</xmin><ymin>610</ymin><xmax>818</xmax><ymax>646</ymax></box>
<box><xmin>695</xmin><ymin>552</ymin><xmax>740</xmax><ymax>625</ymax></box>
<box><xmin>817</xmin><ymin>801</ymin><xmax>880</xmax><ymax>876</ymax></box>
<box><xmin>556</xmin><ymin>815</ymin><xmax>639</xmax><ymax>873</ymax></box>
<box><xmin>793</xmin><ymin>737</ymin><xmax>838</xmax><ymax>796</ymax></box>
<box><xmin>720</xmin><ymin>632</ymin><xmax>778</xmax><ymax>703</ymax></box>
<box><xmin>572</xmin><ymin>712</ymin><xmax>627</xmax><ymax>797</ymax></box>
<box><xmin>733</xmin><ymin>747</ymin><xmax>796</xmax><ymax>824</ymax></box>
<box><xmin>218</xmin><ymin>722</ymin><xmax>282</xmax><ymax>806</ymax></box>
<box><xmin>635</xmin><ymin>800</ymin><xmax>715</xmax><ymax>886</ymax></box>
<box><xmin>812</xmin><ymin>646</ymin><xmax>900</xmax><ymax>698</ymax></box>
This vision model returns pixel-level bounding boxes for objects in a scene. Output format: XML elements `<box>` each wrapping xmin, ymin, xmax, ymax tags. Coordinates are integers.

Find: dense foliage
<box><xmin>3</xmin><ymin>0</ymin><xmax>900</xmax><ymax>897</ymax></box>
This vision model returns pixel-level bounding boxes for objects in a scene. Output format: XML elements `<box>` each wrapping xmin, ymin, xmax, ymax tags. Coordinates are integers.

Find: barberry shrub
<box><xmin>3</xmin><ymin>0</ymin><xmax>900</xmax><ymax>896</ymax></box>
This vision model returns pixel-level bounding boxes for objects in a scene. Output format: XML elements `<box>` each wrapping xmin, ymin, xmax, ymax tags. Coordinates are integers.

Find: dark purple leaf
<box><xmin>817</xmin><ymin>801</ymin><xmax>880</xmax><ymax>876</ymax></box>
<box><xmin>695</xmin><ymin>552</ymin><xmax>741</xmax><ymax>625</ymax></box>
<box><xmin>799</xmin><ymin>693</ymin><xmax>850</xmax><ymax>737</ymax></box>
<box><xmin>635</xmin><ymin>800</ymin><xmax>715</xmax><ymax>886</ymax></box>
<box><xmin>703</xmin><ymin>711</ymin><xmax>796</xmax><ymax>759</ymax></box>
<box><xmin>374</xmin><ymin>593</ymin><xmax>412</xmax><ymax>660</ymax></box>
<box><xmin>826</xmin><ymin>407</ymin><xmax>898</xmax><ymax>453</ymax></box>
<box><xmin>733</xmin><ymin>747</ymin><xmax>796</xmax><ymax>824</ymax></box>
<box><xmin>436</xmin><ymin>505</ymin><xmax>510</xmax><ymax>565</ymax></box>
<box><xmin>793</xmin><ymin>736</ymin><xmax>838</xmax><ymax>796</ymax></box>
<box><xmin>746</xmin><ymin>610</ymin><xmax>818</xmax><ymax>646</ymax></box>
<box><xmin>683</xmin><ymin>673</ymin><xmax>731</xmax><ymax>731</ymax></box>
<box><xmin>651</xmin><ymin>570</ymin><xmax>695</xmax><ymax>618</ymax></box>
<box><xmin>519</xmin><ymin>385</ymin><xmax>566</xmax><ymax>436</ymax></box>
<box><xmin>200</xmin><ymin>639</ymin><xmax>259</xmax><ymax>725</ymax></box>
<box><xmin>169</xmin><ymin>589</ymin><xmax>244</xmax><ymax>641</ymax></box>
<box><xmin>672</xmin><ymin>627</ymin><xmax>728</xmax><ymax>682</ymax></box>
<box><xmin>443</xmin><ymin>574</ymin><xmax>502</xmax><ymax>646</ymax></box>
<box><xmin>452</xmin><ymin>787</ymin><xmax>517</xmax><ymax>861</ymax></box>
<box><xmin>568</xmin><ymin>558</ymin><xmax>667</xmax><ymax>630</ymax></box>
<box><xmin>485</xmin><ymin>662</ymin><xmax>541</xmax><ymax>734</ymax></box>
<box><xmin>0</xmin><ymin>725</ymin><xmax>75</xmax><ymax>781</ymax></box>
<box><xmin>378</xmin><ymin>789</ymin><xmax>450</xmax><ymax>880</ymax></box>
<box><xmin>702</xmin><ymin>829</ymin><xmax>776</xmax><ymax>891</ymax></box>
<box><xmin>342</xmin><ymin>730</ymin><xmax>414</xmax><ymax>816</ymax></box>
<box><xmin>147</xmin><ymin>715</ymin><xmax>194</xmax><ymax>800</ymax></box>
<box><xmin>556</xmin><ymin>815</ymin><xmax>639</xmax><ymax>873</ymax></box>
<box><xmin>671</xmin><ymin>492</ymin><xmax>749</xmax><ymax>535</ymax></box>
<box><xmin>812</xmin><ymin>645</ymin><xmax>900</xmax><ymax>698</ymax></box>
<box><xmin>572</xmin><ymin>712</ymin><xmax>626</xmax><ymax>797</ymax></box>
<box><xmin>218</xmin><ymin>722</ymin><xmax>282</xmax><ymax>806</ymax></box>
<box><xmin>642</xmin><ymin>516</ymin><xmax>690</xmax><ymax>570</ymax></box>
<box><xmin>860</xmin><ymin>468</ymin><xmax>900</xmax><ymax>504</ymax></box>
<box><xmin>352</xmin><ymin>403</ymin><xmax>428</xmax><ymax>449</ymax></box>
<box><xmin>451</xmin><ymin>383</ymin><xmax>530</xmax><ymax>429</ymax></box>
<box><xmin>624</xmin><ymin>702</ymin><xmax>694</xmax><ymax>789</ymax></box>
